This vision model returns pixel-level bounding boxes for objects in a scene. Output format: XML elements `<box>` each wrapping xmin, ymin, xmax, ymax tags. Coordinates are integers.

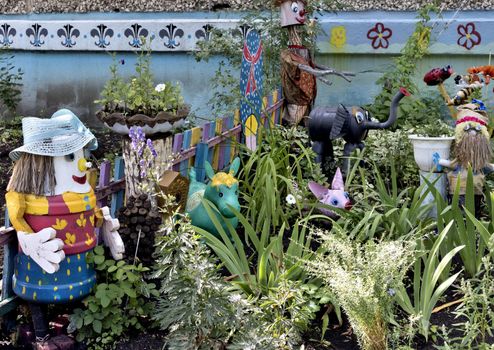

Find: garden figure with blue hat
<box><xmin>5</xmin><ymin>109</ymin><xmax>124</xmax><ymax>349</ymax></box>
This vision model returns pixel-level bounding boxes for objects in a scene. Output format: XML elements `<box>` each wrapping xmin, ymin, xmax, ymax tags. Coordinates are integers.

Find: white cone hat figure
<box><xmin>6</xmin><ymin>109</ymin><xmax>124</xmax><ymax>346</ymax></box>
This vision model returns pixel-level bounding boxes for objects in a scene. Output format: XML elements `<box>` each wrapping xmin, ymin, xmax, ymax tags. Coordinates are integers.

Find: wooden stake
<box><xmin>437</xmin><ymin>83</ymin><xmax>457</xmax><ymax>119</ymax></box>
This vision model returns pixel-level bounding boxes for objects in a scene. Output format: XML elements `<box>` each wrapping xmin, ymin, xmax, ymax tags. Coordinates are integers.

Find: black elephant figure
<box><xmin>308</xmin><ymin>87</ymin><xmax>410</xmax><ymax>174</ymax></box>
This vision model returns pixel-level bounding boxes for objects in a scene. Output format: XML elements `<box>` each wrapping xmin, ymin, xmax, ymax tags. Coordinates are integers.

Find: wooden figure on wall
<box><xmin>275</xmin><ymin>0</ymin><xmax>354</xmax><ymax>125</ymax></box>
<box><xmin>5</xmin><ymin>109</ymin><xmax>124</xmax><ymax>349</ymax></box>
<box><xmin>240</xmin><ymin>29</ymin><xmax>264</xmax><ymax>151</ymax></box>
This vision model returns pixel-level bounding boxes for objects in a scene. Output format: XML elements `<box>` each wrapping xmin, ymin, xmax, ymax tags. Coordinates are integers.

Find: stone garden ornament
<box><xmin>308</xmin><ymin>167</ymin><xmax>352</xmax><ymax>218</ymax></box>
<box><xmin>308</xmin><ymin>87</ymin><xmax>410</xmax><ymax>174</ymax></box>
<box><xmin>186</xmin><ymin>158</ymin><xmax>240</xmax><ymax>237</ymax></box>
<box><xmin>275</xmin><ymin>0</ymin><xmax>354</xmax><ymax>125</ymax></box>
<box><xmin>5</xmin><ymin>109</ymin><xmax>124</xmax><ymax>348</ymax></box>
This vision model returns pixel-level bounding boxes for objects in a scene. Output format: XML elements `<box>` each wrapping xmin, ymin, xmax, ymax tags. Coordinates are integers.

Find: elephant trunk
<box><xmin>365</xmin><ymin>87</ymin><xmax>411</xmax><ymax>130</ymax></box>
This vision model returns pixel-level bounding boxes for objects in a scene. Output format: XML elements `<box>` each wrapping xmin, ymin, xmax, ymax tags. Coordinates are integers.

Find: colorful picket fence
<box><xmin>172</xmin><ymin>88</ymin><xmax>284</xmax><ymax>182</ymax></box>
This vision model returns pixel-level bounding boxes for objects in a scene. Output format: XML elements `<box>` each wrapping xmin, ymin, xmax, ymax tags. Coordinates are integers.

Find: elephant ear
<box><xmin>330</xmin><ymin>104</ymin><xmax>348</xmax><ymax>140</ymax></box>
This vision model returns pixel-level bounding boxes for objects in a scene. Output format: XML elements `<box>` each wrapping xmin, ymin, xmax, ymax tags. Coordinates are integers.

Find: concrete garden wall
<box><xmin>1</xmin><ymin>10</ymin><xmax>494</xmax><ymax>125</ymax></box>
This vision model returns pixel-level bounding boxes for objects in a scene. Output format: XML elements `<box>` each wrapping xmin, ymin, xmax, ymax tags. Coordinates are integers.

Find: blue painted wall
<box><xmin>2</xmin><ymin>10</ymin><xmax>494</xmax><ymax>126</ymax></box>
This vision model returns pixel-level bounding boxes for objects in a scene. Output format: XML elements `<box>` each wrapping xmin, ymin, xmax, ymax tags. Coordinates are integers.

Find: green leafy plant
<box><xmin>198</xmin><ymin>199</ymin><xmax>314</xmax><ymax>296</ymax></box>
<box><xmin>152</xmin><ymin>198</ymin><xmax>250</xmax><ymax>349</ymax></box>
<box><xmin>429</xmin><ymin>169</ymin><xmax>493</xmax><ymax>277</ymax></box>
<box><xmin>341</xmin><ymin>159</ymin><xmax>434</xmax><ymax>242</ymax></box>
<box><xmin>96</xmin><ymin>48</ymin><xmax>185</xmax><ymax>116</ymax></box>
<box><xmin>196</xmin><ymin>199</ymin><xmax>326</xmax><ymax>347</ymax></box>
<box><xmin>448</xmin><ymin>257</ymin><xmax>494</xmax><ymax>349</ymax></box>
<box><xmin>239</xmin><ymin>125</ymin><xmax>324</xmax><ymax>232</ymax></box>
<box><xmin>395</xmin><ymin>222</ymin><xmax>463</xmax><ymax>341</ymax></box>
<box><xmin>0</xmin><ymin>48</ymin><xmax>23</xmax><ymax>115</ymax></box>
<box><xmin>152</xmin><ymin>194</ymin><xmax>300</xmax><ymax>349</ymax></box>
<box><xmin>304</xmin><ymin>230</ymin><xmax>415</xmax><ymax>350</ymax></box>
<box><xmin>408</xmin><ymin>120</ymin><xmax>454</xmax><ymax>138</ymax></box>
<box><xmin>369</xmin><ymin>5</ymin><xmax>438</xmax><ymax>123</ymax></box>
<box><xmin>69</xmin><ymin>246</ymin><xmax>158</xmax><ymax>349</ymax></box>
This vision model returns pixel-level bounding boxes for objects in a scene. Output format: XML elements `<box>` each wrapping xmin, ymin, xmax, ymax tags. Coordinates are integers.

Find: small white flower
<box><xmin>286</xmin><ymin>194</ymin><xmax>296</xmax><ymax>205</ymax></box>
<box><xmin>155</xmin><ymin>83</ymin><xmax>166</xmax><ymax>92</ymax></box>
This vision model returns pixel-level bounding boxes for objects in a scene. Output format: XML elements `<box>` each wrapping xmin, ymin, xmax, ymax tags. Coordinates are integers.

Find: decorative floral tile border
<box><xmin>0</xmin><ymin>19</ymin><xmax>239</xmax><ymax>51</ymax></box>
<box><xmin>1</xmin><ymin>12</ymin><xmax>493</xmax><ymax>54</ymax></box>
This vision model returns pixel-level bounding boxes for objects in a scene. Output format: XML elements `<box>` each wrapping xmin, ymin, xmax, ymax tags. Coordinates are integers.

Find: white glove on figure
<box><xmin>17</xmin><ymin>228</ymin><xmax>65</xmax><ymax>274</ymax></box>
<box><xmin>100</xmin><ymin>206</ymin><xmax>124</xmax><ymax>260</ymax></box>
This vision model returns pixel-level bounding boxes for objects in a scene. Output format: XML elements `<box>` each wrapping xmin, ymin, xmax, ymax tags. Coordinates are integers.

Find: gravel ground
<box><xmin>1</xmin><ymin>0</ymin><xmax>493</xmax><ymax>13</ymax></box>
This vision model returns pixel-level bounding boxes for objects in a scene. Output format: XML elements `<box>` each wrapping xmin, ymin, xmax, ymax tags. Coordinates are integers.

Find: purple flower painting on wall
<box><xmin>367</xmin><ymin>23</ymin><xmax>392</xmax><ymax>49</ymax></box>
<box><xmin>457</xmin><ymin>22</ymin><xmax>481</xmax><ymax>50</ymax></box>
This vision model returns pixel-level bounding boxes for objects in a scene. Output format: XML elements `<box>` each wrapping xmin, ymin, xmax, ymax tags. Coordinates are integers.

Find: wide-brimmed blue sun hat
<box><xmin>9</xmin><ymin>109</ymin><xmax>98</xmax><ymax>161</ymax></box>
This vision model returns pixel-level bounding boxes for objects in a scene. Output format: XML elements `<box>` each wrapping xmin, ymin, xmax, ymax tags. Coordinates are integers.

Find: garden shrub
<box><xmin>0</xmin><ymin>48</ymin><xmax>23</xmax><ymax>116</ymax></box>
<box><xmin>196</xmin><ymin>200</ymin><xmax>324</xmax><ymax>347</ymax></box>
<box><xmin>447</xmin><ymin>257</ymin><xmax>494</xmax><ymax>348</ymax></box>
<box><xmin>152</xmin><ymin>195</ymin><xmax>290</xmax><ymax>349</ymax></box>
<box><xmin>69</xmin><ymin>246</ymin><xmax>158</xmax><ymax>349</ymax></box>
<box><xmin>369</xmin><ymin>5</ymin><xmax>438</xmax><ymax>123</ymax></box>
<box><xmin>239</xmin><ymin>125</ymin><xmax>325</xmax><ymax>232</ymax></box>
<box><xmin>303</xmin><ymin>230</ymin><xmax>415</xmax><ymax>350</ymax></box>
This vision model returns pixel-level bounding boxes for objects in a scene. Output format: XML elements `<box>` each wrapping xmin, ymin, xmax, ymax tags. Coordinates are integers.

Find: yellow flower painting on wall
<box><xmin>330</xmin><ymin>26</ymin><xmax>347</xmax><ymax>49</ymax></box>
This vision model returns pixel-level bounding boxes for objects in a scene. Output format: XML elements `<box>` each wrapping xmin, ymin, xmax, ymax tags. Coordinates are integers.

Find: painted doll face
<box><xmin>53</xmin><ymin>148</ymin><xmax>91</xmax><ymax>195</ymax></box>
<box><xmin>280</xmin><ymin>1</ymin><xmax>306</xmax><ymax>27</ymax></box>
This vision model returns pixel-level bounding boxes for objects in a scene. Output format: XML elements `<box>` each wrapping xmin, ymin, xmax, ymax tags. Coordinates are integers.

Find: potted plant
<box><xmin>408</xmin><ymin>120</ymin><xmax>454</xmax><ymax>217</ymax></box>
<box><xmin>95</xmin><ymin>49</ymin><xmax>189</xmax><ymax>135</ymax></box>
<box><xmin>408</xmin><ymin>120</ymin><xmax>455</xmax><ymax>172</ymax></box>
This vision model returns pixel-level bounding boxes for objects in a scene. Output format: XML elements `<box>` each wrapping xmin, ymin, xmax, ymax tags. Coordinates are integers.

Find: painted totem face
<box><xmin>280</xmin><ymin>1</ymin><xmax>306</xmax><ymax>27</ymax></box>
<box><xmin>53</xmin><ymin>148</ymin><xmax>91</xmax><ymax>195</ymax></box>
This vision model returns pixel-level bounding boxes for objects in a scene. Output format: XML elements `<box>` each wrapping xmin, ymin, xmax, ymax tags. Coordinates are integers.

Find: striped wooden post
<box><xmin>231</xmin><ymin>110</ymin><xmax>241</xmax><ymax>161</ymax></box>
<box><xmin>268</xmin><ymin>93</ymin><xmax>275</xmax><ymax>127</ymax></box>
<box><xmin>276</xmin><ymin>87</ymin><xmax>283</xmax><ymax>124</ymax></box>
<box><xmin>190</xmin><ymin>127</ymin><xmax>202</xmax><ymax>169</ymax></box>
<box><xmin>207</xmin><ymin>120</ymin><xmax>216</xmax><ymax>164</ymax></box>
<box><xmin>97</xmin><ymin>161</ymin><xmax>111</xmax><ymax>209</ymax></box>
<box><xmin>110</xmin><ymin>157</ymin><xmax>125</xmax><ymax>218</ymax></box>
<box><xmin>262</xmin><ymin>96</ymin><xmax>269</xmax><ymax>128</ymax></box>
<box><xmin>180</xmin><ymin>130</ymin><xmax>192</xmax><ymax>176</ymax></box>
<box><xmin>221</xmin><ymin>116</ymin><xmax>233</xmax><ymax>168</ymax></box>
<box><xmin>172</xmin><ymin>132</ymin><xmax>183</xmax><ymax>172</ymax></box>
<box><xmin>212</xmin><ymin>118</ymin><xmax>223</xmax><ymax>170</ymax></box>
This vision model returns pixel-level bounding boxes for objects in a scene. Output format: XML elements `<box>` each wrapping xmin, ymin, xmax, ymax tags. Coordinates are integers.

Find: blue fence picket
<box><xmin>180</xmin><ymin>130</ymin><xmax>192</xmax><ymax>176</ymax></box>
<box><xmin>110</xmin><ymin>157</ymin><xmax>125</xmax><ymax>218</ymax></box>
<box><xmin>194</xmin><ymin>142</ymin><xmax>209</xmax><ymax>183</ymax></box>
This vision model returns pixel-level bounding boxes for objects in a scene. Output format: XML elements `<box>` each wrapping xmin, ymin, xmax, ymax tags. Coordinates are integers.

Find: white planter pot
<box><xmin>408</xmin><ymin>135</ymin><xmax>455</xmax><ymax>172</ymax></box>
<box><xmin>103</xmin><ymin>118</ymin><xmax>186</xmax><ymax>135</ymax></box>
